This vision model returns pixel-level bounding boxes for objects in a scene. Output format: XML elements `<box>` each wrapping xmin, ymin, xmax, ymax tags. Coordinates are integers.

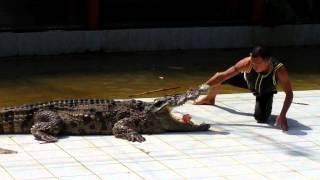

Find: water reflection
<box><xmin>0</xmin><ymin>48</ymin><xmax>319</xmax><ymax>106</ymax></box>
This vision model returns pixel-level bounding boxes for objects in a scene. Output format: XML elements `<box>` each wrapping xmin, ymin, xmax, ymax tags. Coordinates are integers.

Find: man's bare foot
<box><xmin>193</xmin><ymin>96</ymin><xmax>215</xmax><ymax>105</ymax></box>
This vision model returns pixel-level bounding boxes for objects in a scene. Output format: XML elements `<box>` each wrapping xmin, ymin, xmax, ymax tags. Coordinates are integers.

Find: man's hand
<box><xmin>274</xmin><ymin>115</ymin><xmax>288</xmax><ymax>131</ymax></box>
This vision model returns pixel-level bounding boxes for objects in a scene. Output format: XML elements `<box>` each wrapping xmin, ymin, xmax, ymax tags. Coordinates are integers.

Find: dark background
<box><xmin>0</xmin><ymin>0</ymin><xmax>319</xmax><ymax>31</ymax></box>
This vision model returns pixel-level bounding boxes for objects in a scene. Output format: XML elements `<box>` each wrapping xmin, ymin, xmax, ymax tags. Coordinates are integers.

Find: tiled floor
<box><xmin>0</xmin><ymin>90</ymin><xmax>319</xmax><ymax>179</ymax></box>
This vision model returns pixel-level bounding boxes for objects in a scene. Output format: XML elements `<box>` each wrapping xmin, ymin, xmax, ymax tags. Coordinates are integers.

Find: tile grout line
<box><xmin>84</xmin><ymin>137</ymin><xmax>147</xmax><ymax>179</ymax></box>
<box><xmin>0</xmin><ymin>157</ymin><xmax>16</xmax><ymax>180</ymax></box>
<box><xmin>235</xmin><ymin>137</ymin><xmax>319</xmax><ymax>178</ymax></box>
<box><xmin>0</xmin><ymin>137</ymin><xmax>18</xmax><ymax>180</ymax></box>
<box><xmin>230</xmin><ymin>140</ymin><xmax>278</xmax><ymax>179</ymax></box>
<box><xmin>155</xmin><ymin>134</ymin><xmax>223</xmax><ymax>178</ymax></box>
<box><xmin>9</xmin><ymin>137</ymin><xmax>58</xmax><ymax>179</ymax></box>
<box><xmin>132</xmin><ymin>135</ymin><xmax>191</xmax><ymax>179</ymax></box>
<box><xmin>54</xmin><ymin>138</ymin><xmax>104</xmax><ymax>180</ymax></box>
<box><xmin>207</xmin><ymin>100</ymin><xmax>279</xmax><ymax>179</ymax></box>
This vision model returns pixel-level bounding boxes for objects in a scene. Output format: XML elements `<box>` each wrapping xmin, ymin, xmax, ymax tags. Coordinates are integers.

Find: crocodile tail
<box><xmin>0</xmin><ymin>110</ymin><xmax>13</xmax><ymax>134</ymax></box>
<box><xmin>0</xmin><ymin>108</ymin><xmax>34</xmax><ymax>134</ymax></box>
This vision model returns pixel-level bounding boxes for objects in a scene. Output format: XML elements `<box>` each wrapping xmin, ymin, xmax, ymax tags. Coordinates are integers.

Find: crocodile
<box><xmin>0</xmin><ymin>89</ymin><xmax>210</xmax><ymax>143</ymax></box>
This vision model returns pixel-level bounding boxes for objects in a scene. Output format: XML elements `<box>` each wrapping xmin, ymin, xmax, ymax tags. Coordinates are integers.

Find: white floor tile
<box><xmin>245</xmin><ymin>162</ymin><xmax>291</xmax><ymax>173</ymax></box>
<box><xmin>0</xmin><ymin>136</ymin><xmax>17</xmax><ymax>145</ymax></box>
<box><xmin>28</xmin><ymin>150</ymin><xmax>71</xmax><ymax>160</ymax></box>
<box><xmin>136</xmin><ymin>170</ymin><xmax>182</xmax><ymax>179</ymax></box>
<box><xmin>38</xmin><ymin>157</ymin><xmax>78</xmax><ymax>167</ymax></box>
<box><xmin>182</xmin><ymin>148</ymin><xmax>218</xmax><ymax>158</ymax></box>
<box><xmin>280</xmin><ymin>159</ymin><xmax>320</xmax><ymax>171</ymax></box>
<box><xmin>86</xmin><ymin>163</ymin><xmax>130</xmax><ymax>175</ymax></box>
<box><xmin>56</xmin><ymin>140</ymin><xmax>94</xmax><ymax>149</ymax></box>
<box><xmin>148</xmin><ymin>150</ymin><xmax>186</xmax><ymax>160</ymax></box>
<box><xmin>59</xmin><ymin>175</ymin><xmax>101</xmax><ymax>180</ymax></box>
<box><xmin>0</xmin><ymin>152</ymin><xmax>34</xmax><ymax>163</ymax></box>
<box><xmin>99</xmin><ymin>172</ymin><xmax>142</xmax><ymax>180</ymax></box>
<box><xmin>6</xmin><ymin>167</ymin><xmax>54</xmax><ymax>179</ymax></box>
<box><xmin>64</xmin><ymin>148</ymin><xmax>106</xmax><ymax>157</ymax></box>
<box><xmin>0</xmin><ymin>170</ymin><xmax>14</xmax><ymax>180</ymax></box>
<box><xmin>75</xmin><ymin>155</ymin><xmax>116</xmax><ymax>164</ymax></box>
<box><xmin>209</xmin><ymin>164</ymin><xmax>255</xmax><ymax>176</ymax></box>
<box><xmin>0</xmin><ymin>159</ymin><xmax>40</xmax><ymax>168</ymax></box>
<box><xmin>160</xmin><ymin>158</ymin><xmax>205</xmax><ymax>169</ymax></box>
<box><xmin>230</xmin><ymin>153</ymin><xmax>274</xmax><ymax>164</ymax></box>
<box><xmin>9</xmin><ymin>135</ymin><xmax>38</xmax><ymax>144</ymax></box>
<box><xmin>47</xmin><ymin>165</ymin><xmax>93</xmax><ymax>177</ymax></box>
<box><xmin>167</xmin><ymin>140</ymin><xmax>209</xmax><ymax>150</ymax></box>
<box><xmin>101</xmin><ymin>145</ymin><xmax>142</xmax><ymax>154</ymax></box>
<box><xmin>263</xmin><ymin>171</ymin><xmax>305</xmax><ymax>180</ymax></box>
<box><xmin>20</xmin><ymin>143</ymin><xmax>60</xmax><ymax>152</ymax></box>
<box><xmin>175</xmin><ymin>167</ymin><xmax>217</xmax><ymax>178</ymax></box>
<box><xmin>225</xmin><ymin>174</ymin><xmax>269</xmax><ymax>180</ymax></box>
<box><xmin>197</xmin><ymin>156</ymin><xmax>239</xmax><ymax>167</ymax></box>
<box><xmin>108</xmin><ymin>152</ymin><xmax>154</xmax><ymax>163</ymax></box>
<box><xmin>122</xmin><ymin>161</ymin><xmax>168</xmax><ymax>171</ymax></box>
<box><xmin>300</xmin><ymin>169</ymin><xmax>320</xmax><ymax>179</ymax></box>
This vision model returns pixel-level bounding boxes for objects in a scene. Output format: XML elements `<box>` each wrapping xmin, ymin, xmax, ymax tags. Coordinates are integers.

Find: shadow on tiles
<box><xmin>213</xmin><ymin>104</ymin><xmax>311</xmax><ymax>136</ymax></box>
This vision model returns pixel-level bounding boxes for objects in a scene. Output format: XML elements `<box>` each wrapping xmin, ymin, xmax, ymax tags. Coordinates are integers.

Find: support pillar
<box><xmin>252</xmin><ymin>0</ymin><xmax>267</xmax><ymax>24</ymax></box>
<box><xmin>87</xmin><ymin>0</ymin><xmax>100</xmax><ymax>29</ymax></box>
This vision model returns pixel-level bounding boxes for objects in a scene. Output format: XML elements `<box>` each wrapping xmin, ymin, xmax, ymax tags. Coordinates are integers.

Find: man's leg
<box><xmin>254</xmin><ymin>93</ymin><xmax>273</xmax><ymax>123</ymax></box>
<box><xmin>193</xmin><ymin>85</ymin><xmax>221</xmax><ymax>105</ymax></box>
<box><xmin>194</xmin><ymin>73</ymin><xmax>247</xmax><ymax>105</ymax></box>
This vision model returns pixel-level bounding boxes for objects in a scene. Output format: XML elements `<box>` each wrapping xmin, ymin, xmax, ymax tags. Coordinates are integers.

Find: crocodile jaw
<box><xmin>150</xmin><ymin>88</ymin><xmax>201</xmax><ymax>113</ymax></box>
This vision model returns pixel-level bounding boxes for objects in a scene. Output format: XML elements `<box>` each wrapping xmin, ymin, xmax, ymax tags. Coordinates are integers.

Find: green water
<box><xmin>0</xmin><ymin>48</ymin><xmax>319</xmax><ymax>106</ymax></box>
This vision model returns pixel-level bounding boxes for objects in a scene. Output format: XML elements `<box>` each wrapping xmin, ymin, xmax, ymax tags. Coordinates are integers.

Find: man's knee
<box><xmin>254</xmin><ymin>112</ymin><xmax>270</xmax><ymax>123</ymax></box>
<box><xmin>254</xmin><ymin>95</ymin><xmax>273</xmax><ymax>123</ymax></box>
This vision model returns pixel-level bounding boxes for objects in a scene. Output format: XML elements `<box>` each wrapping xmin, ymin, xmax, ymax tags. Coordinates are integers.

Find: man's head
<box><xmin>250</xmin><ymin>46</ymin><xmax>271</xmax><ymax>73</ymax></box>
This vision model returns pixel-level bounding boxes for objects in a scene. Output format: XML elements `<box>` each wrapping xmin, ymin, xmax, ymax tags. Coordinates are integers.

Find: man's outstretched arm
<box><xmin>202</xmin><ymin>57</ymin><xmax>250</xmax><ymax>88</ymax></box>
<box><xmin>275</xmin><ymin>66</ymin><xmax>293</xmax><ymax>131</ymax></box>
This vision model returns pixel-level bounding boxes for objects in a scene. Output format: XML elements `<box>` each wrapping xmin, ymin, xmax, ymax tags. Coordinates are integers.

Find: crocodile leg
<box><xmin>112</xmin><ymin>117</ymin><xmax>145</xmax><ymax>142</ymax></box>
<box><xmin>30</xmin><ymin>110</ymin><xmax>63</xmax><ymax>143</ymax></box>
<box><xmin>31</xmin><ymin>129</ymin><xmax>58</xmax><ymax>143</ymax></box>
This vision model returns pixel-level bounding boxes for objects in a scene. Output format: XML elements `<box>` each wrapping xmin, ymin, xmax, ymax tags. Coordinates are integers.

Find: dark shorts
<box><xmin>223</xmin><ymin>74</ymin><xmax>248</xmax><ymax>89</ymax></box>
<box><xmin>224</xmin><ymin>74</ymin><xmax>273</xmax><ymax>123</ymax></box>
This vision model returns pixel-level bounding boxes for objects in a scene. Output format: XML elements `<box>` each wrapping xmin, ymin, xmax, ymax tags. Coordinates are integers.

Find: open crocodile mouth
<box><xmin>154</xmin><ymin>103</ymin><xmax>194</xmax><ymax>124</ymax></box>
<box><xmin>151</xmin><ymin>88</ymin><xmax>200</xmax><ymax>112</ymax></box>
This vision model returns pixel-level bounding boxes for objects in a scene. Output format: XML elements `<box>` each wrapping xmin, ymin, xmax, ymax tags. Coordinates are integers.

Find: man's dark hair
<box><xmin>251</xmin><ymin>46</ymin><xmax>271</xmax><ymax>60</ymax></box>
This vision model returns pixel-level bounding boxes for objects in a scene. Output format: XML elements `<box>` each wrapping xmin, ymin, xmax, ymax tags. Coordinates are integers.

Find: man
<box><xmin>194</xmin><ymin>46</ymin><xmax>293</xmax><ymax>131</ymax></box>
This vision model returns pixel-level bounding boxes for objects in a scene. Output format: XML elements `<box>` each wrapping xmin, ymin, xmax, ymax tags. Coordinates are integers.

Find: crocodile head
<box><xmin>142</xmin><ymin>88</ymin><xmax>210</xmax><ymax>133</ymax></box>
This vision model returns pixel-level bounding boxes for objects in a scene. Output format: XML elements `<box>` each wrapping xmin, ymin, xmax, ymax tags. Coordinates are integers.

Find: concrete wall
<box><xmin>1</xmin><ymin>24</ymin><xmax>320</xmax><ymax>57</ymax></box>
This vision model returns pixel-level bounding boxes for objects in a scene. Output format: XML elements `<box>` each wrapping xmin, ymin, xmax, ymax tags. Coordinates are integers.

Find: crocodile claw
<box><xmin>128</xmin><ymin>133</ymin><xmax>146</xmax><ymax>142</ymax></box>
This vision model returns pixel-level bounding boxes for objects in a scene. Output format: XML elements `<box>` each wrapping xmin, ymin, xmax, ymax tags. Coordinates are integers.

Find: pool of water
<box><xmin>0</xmin><ymin>47</ymin><xmax>319</xmax><ymax>106</ymax></box>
